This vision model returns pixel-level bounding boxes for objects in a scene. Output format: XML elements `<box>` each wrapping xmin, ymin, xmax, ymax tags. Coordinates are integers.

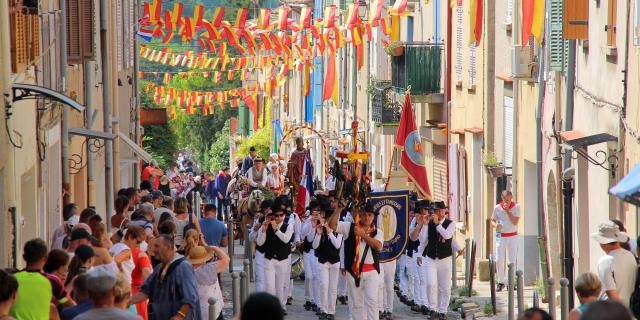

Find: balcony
<box><xmin>370</xmin><ymin>79</ymin><xmax>402</xmax><ymax>125</ymax></box>
<box><xmin>391</xmin><ymin>43</ymin><xmax>444</xmax><ymax>98</ymax></box>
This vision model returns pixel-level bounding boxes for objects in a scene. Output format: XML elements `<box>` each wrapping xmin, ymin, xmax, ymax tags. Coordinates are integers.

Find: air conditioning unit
<box><xmin>511</xmin><ymin>45</ymin><xmax>538</xmax><ymax>80</ymax></box>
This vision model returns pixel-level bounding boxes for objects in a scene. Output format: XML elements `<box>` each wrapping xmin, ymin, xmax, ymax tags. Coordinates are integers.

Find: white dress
<box><xmin>194</xmin><ymin>261</ymin><xmax>224</xmax><ymax>320</ymax></box>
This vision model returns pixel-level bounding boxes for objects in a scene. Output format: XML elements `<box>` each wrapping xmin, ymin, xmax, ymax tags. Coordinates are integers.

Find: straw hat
<box><xmin>187</xmin><ymin>246</ymin><xmax>215</xmax><ymax>265</ymax></box>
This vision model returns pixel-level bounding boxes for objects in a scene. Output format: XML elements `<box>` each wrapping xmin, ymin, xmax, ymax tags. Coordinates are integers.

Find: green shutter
<box><xmin>549</xmin><ymin>0</ymin><xmax>565</xmax><ymax>71</ymax></box>
<box><xmin>238</xmin><ymin>104</ymin><xmax>248</xmax><ymax>136</ymax></box>
<box><xmin>562</xmin><ymin>40</ymin><xmax>570</xmax><ymax>76</ymax></box>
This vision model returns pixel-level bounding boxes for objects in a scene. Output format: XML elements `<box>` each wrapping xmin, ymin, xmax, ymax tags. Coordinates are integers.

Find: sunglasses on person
<box><xmin>273</xmin><ymin>213</ymin><xmax>285</xmax><ymax>217</ymax></box>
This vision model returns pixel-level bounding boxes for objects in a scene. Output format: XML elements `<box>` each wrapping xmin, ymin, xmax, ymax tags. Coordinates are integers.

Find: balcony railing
<box><xmin>371</xmin><ymin>79</ymin><xmax>402</xmax><ymax>124</ymax></box>
<box><xmin>392</xmin><ymin>43</ymin><xmax>444</xmax><ymax>96</ymax></box>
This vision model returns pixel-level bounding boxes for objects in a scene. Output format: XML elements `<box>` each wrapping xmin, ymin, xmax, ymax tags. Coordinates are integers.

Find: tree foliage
<box><xmin>208</xmin><ymin>121</ymin><xmax>230</xmax><ymax>171</ymax></box>
<box><xmin>237</xmin><ymin>125</ymin><xmax>271</xmax><ymax>161</ymax></box>
<box><xmin>140</xmin><ymin>80</ymin><xmax>178</xmax><ymax>169</ymax></box>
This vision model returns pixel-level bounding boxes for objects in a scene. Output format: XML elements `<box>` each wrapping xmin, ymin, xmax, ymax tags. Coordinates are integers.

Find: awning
<box><xmin>610</xmin><ymin>164</ymin><xmax>640</xmax><ymax>206</ymax></box>
<box><xmin>68</xmin><ymin>128</ymin><xmax>117</xmax><ymax>140</ymax></box>
<box><xmin>12</xmin><ymin>83</ymin><xmax>85</xmax><ymax>112</ymax></box>
<box><xmin>117</xmin><ymin>131</ymin><xmax>153</xmax><ymax>163</ymax></box>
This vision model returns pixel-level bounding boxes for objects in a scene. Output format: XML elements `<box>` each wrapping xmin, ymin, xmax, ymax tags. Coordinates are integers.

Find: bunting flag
<box><xmin>522</xmin><ymin>0</ymin><xmax>534</xmax><ymax>46</ymax></box>
<box><xmin>392</xmin><ymin>0</ymin><xmax>408</xmax><ymax>15</ymax></box>
<box><xmin>531</xmin><ymin>0</ymin><xmax>545</xmax><ymax>44</ymax></box>
<box><xmin>469</xmin><ymin>0</ymin><xmax>483</xmax><ymax>45</ymax></box>
<box><xmin>278</xmin><ymin>6</ymin><xmax>291</xmax><ymax>30</ymax></box>
<box><xmin>390</xmin><ymin>14</ymin><xmax>401</xmax><ymax>42</ymax></box>
<box><xmin>258</xmin><ymin>8</ymin><xmax>271</xmax><ymax>29</ymax></box>
<box><xmin>324</xmin><ymin>5</ymin><xmax>337</xmax><ymax>28</ymax></box>
<box><xmin>322</xmin><ymin>51</ymin><xmax>336</xmax><ymax>102</ymax></box>
<box><xmin>235</xmin><ymin>8</ymin><xmax>249</xmax><ymax>29</ymax></box>
<box><xmin>300</xmin><ymin>7</ymin><xmax>312</xmax><ymax>28</ymax></box>
<box><xmin>242</xmin><ymin>94</ymin><xmax>259</xmax><ymax>130</ymax></box>
<box><xmin>370</xmin><ymin>0</ymin><xmax>385</xmax><ymax>26</ymax></box>
<box><xmin>212</xmin><ymin>7</ymin><xmax>225</xmax><ymax>27</ymax></box>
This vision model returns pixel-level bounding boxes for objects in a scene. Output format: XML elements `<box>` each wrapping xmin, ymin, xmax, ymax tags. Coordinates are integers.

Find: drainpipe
<box><xmin>445</xmin><ymin>0</ymin><xmax>452</xmax><ymax>207</ymax></box>
<box><xmin>562</xmin><ymin>40</ymin><xmax>576</xmax><ymax>308</ymax></box>
<box><xmin>132</xmin><ymin>4</ymin><xmax>141</xmax><ymax>189</ymax></box>
<box><xmin>101</xmin><ymin>0</ymin><xmax>114</xmax><ymax>232</ymax></box>
<box><xmin>0</xmin><ymin>0</ymin><xmax>16</xmax><ymax>268</ymax></box>
<box><xmin>85</xmin><ymin>61</ymin><xmax>95</xmax><ymax>207</ymax></box>
<box><xmin>60</xmin><ymin>0</ymin><xmax>70</xmax><ymax>204</ymax></box>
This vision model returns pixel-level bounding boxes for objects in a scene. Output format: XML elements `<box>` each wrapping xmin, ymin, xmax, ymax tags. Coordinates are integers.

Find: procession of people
<box><xmin>3</xmin><ymin>139</ymin><xmax>639</xmax><ymax>320</ymax></box>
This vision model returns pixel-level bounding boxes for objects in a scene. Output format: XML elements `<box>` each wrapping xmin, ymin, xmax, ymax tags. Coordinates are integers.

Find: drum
<box><xmin>290</xmin><ymin>251</ymin><xmax>305</xmax><ymax>280</ymax></box>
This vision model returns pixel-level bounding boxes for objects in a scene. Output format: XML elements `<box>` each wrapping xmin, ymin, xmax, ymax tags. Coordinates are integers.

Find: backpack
<box><xmin>183</xmin><ymin>213</ymin><xmax>197</xmax><ymax>236</ymax></box>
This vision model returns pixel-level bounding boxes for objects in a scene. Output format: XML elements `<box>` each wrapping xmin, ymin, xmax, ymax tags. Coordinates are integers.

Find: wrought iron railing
<box><xmin>371</xmin><ymin>79</ymin><xmax>402</xmax><ymax>124</ymax></box>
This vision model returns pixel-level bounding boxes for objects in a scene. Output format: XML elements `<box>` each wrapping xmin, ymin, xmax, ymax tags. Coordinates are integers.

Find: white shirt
<box><xmin>325</xmin><ymin>176</ymin><xmax>337</xmax><ymax>192</ymax></box>
<box><xmin>288</xmin><ymin>213</ymin><xmax>302</xmax><ymax>242</ymax></box>
<box><xmin>312</xmin><ymin>230</ymin><xmax>343</xmax><ymax>250</ymax></box>
<box><xmin>249</xmin><ymin>217</ymin><xmax>262</xmax><ymax>243</ymax></box>
<box><xmin>336</xmin><ymin>221</ymin><xmax>384</xmax><ymax>264</ymax></box>
<box><xmin>248</xmin><ymin>168</ymin><xmax>269</xmax><ymax>187</ymax></box>
<box><xmin>597</xmin><ymin>248</ymin><xmax>638</xmax><ymax>307</ymax></box>
<box><xmin>491</xmin><ymin>202</ymin><xmax>521</xmax><ymax>233</ymax></box>
<box><xmin>256</xmin><ymin>222</ymin><xmax>294</xmax><ymax>246</ymax></box>
<box><xmin>414</xmin><ymin>219</ymin><xmax>456</xmax><ymax>256</ymax></box>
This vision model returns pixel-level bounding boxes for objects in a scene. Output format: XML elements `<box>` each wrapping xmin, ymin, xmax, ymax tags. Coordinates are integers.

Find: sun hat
<box><xmin>591</xmin><ymin>221</ymin><xmax>630</xmax><ymax>244</ymax></box>
<box><xmin>187</xmin><ymin>246</ymin><xmax>215</xmax><ymax>265</ymax></box>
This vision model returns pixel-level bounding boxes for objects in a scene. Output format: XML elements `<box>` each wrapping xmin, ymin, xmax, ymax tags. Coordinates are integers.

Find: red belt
<box><xmin>361</xmin><ymin>264</ymin><xmax>376</xmax><ymax>273</ymax></box>
<box><xmin>501</xmin><ymin>232</ymin><xmax>518</xmax><ymax>237</ymax></box>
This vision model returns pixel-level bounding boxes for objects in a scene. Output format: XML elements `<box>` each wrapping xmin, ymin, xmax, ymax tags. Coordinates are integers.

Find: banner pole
<box><xmin>384</xmin><ymin>148</ymin><xmax>396</xmax><ymax>192</ymax></box>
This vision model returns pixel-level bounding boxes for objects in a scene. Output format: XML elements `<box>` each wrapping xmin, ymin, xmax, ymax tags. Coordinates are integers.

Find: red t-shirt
<box><xmin>131</xmin><ymin>248</ymin><xmax>152</xmax><ymax>289</ymax></box>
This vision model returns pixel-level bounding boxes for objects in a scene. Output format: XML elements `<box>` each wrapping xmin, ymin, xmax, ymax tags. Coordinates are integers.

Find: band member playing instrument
<box><xmin>256</xmin><ymin>205</ymin><xmax>294</xmax><ymax>313</ymax></box>
<box><xmin>328</xmin><ymin>204</ymin><xmax>383</xmax><ymax>320</ymax></box>
<box><xmin>409</xmin><ymin>200</ymin><xmax>430</xmax><ymax>315</ymax></box>
<box><xmin>411</xmin><ymin>201</ymin><xmax>455</xmax><ymax>320</ymax></box>
<box><xmin>313</xmin><ymin>204</ymin><xmax>343</xmax><ymax>320</ymax></box>
<box><xmin>301</xmin><ymin>201</ymin><xmax>320</xmax><ymax>311</ymax></box>
<box><xmin>249</xmin><ymin>200</ymin><xmax>273</xmax><ymax>292</ymax></box>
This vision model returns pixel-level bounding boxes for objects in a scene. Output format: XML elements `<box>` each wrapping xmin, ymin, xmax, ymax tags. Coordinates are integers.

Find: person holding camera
<box><xmin>490</xmin><ymin>190</ymin><xmax>521</xmax><ymax>292</ymax></box>
<box><xmin>313</xmin><ymin>206</ymin><xmax>343</xmax><ymax>320</ymax></box>
<box><xmin>249</xmin><ymin>200</ymin><xmax>274</xmax><ymax>293</ymax></box>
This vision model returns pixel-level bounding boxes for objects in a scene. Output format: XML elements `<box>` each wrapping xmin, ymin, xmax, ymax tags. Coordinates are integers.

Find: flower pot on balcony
<box><xmin>485</xmin><ymin>165</ymin><xmax>505</xmax><ymax>178</ymax></box>
<box><xmin>391</xmin><ymin>46</ymin><xmax>404</xmax><ymax>57</ymax></box>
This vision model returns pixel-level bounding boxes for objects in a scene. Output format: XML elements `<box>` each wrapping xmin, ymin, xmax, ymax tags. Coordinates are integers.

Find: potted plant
<box><xmin>384</xmin><ymin>42</ymin><xmax>404</xmax><ymax>56</ymax></box>
<box><xmin>484</xmin><ymin>153</ymin><xmax>505</xmax><ymax>177</ymax></box>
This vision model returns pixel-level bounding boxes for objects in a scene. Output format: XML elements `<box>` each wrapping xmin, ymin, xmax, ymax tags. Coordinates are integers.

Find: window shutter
<box><xmin>432</xmin><ymin>145</ymin><xmax>447</xmax><ymax>202</ymax></box>
<box><xmin>128</xmin><ymin>0</ymin><xmax>135</xmax><ymax>67</ymax></box>
<box><xmin>9</xmin><ymin>0</ymin><xmax>39</xmax><ymax>73</ymax></box>
<box><xmin>469</xmin><ymin>44</ymin><xmax>477</xmax><ymax>87</ymax></box>
<box><xmin>549</xmin><ymin>0</ymin><xmax>564</xmax><ymax>71</ymax></box>
<box><xmin>66</xmin><ymin>0</ymin><xmax>82</xmax><ymax>64</ymax></box>
<box><xmin>503</xmin><ymin>95</ymin><xmax>514</xmax><ymax>173</ymax></box>
<box><xmin>455</xmin><ymin>6</ymin><xmax>463</xmax><ymax>83</ymax></box>
<box><xmin>564</xmin><ymin>0</ymin><xmax>589</xmax><ymax>39</ymax></box>
<box><xmin>116</xmin><ymin>0</ymin><xmax>123</xmax><ymax>71</ymax></box>
<box><xmin>607</xmin><ymin>0</ymin><xmax>617</xmax><ymax>46</ymax></box>
<box><xmin>506</xmin><ymin>0</ymin><xmax>513</xmax><ymax>24</ymax></box>
<box><xmin>458</xmin><ymin>147</ymin><xmax>467</xmax><ymax>223</ymax></box>
<box><xmin>82</xmin><ymin>0</ymin><xmax>95</xmax><ymax>59</ymax></box>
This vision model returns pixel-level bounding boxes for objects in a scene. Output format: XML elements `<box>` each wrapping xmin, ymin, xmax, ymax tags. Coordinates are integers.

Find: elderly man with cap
<box><xmin>592</xmin><ymin>221</ymin><xmax>637</xmax><ymax>306</ymax></box>
<box><xmin>328</xmin><ymin>203</ymin><xmax>383</xmax><ymax>320</ymax></box>
<box><xmin>411</xmin><ymin>201</ymin><xmax>455</xmax><ymax>320</ymax></box>
<box><xmin>74</xmin><ymin>270</ymin><xmax>140</xmax><ymax>320</ymax></box>
<box><xmin>242</xmin><ymin>146</ymin><xmax>258</xmax><ymax>175</ymax></box>
<box><xmin>248</xmin><ymin>157</ymin><xmax>269</xmax><ymax>188</ymax></box>
<box><xmin>256</xmin><ymin>204</ymin><xmax>294</xmax><ymax>313</ymax></box>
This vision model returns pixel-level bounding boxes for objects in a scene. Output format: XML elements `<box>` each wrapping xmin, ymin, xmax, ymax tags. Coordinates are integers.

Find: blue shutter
<box><xmin>407</xmin><ymin>16</ymin><xmax>414</xmax><ymax>42</ymax></box>
<box><xmin>434</xmin><ymin>0</ymin><xmax>441</xmax><ymax>42</ymax></box>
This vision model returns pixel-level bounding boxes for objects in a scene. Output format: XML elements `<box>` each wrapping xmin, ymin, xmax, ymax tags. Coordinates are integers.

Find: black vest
<box><xmin>315</xmin><ymin>230</ymin><xmax>340</xmax><ymax>264</ymax></box>
<box><xmin>343</xmin><ymin>223</ymin><xmax>380</xmax><ymax>287</ymax></box>
<box><xmin>422</xmin><ymin>219</ymin><xmax>453</xmax><ymax>259</ymax></box>
<box><xmin>264</xmin><ymin>223</ymin><xmax>291</xmax><ymax>261</ymax></box>
<box><xmin>302</xmin><ymin>236</ymin><xmax>313</xmax><ymax>253</ymax></box>
<box><xmin>406</xmin><ymin>238</ymin><xmax>419</xmax><ymax>258</ymax></box>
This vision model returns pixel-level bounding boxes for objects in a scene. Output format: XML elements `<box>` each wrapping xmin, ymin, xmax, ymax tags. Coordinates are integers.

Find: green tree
<box><xmin>208</xmin><ymin>121</ymin><xmax>230</xmax><ymax>171</ymax></box>
<box><xmin>140</xmin><ymin>80</ymin><xmax>178</xmax><ymax>169</ymax></box>
<box><xmin>237</xmin><ymin>125</ymin><xmax>271</xmax><ymax>161</ymax></box>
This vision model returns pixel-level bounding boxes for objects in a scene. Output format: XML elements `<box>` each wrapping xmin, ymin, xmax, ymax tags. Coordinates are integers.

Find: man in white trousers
<box><xmin>409</xmin><ymin>200</ymin><xmax>431</xmax><ymax>315</ymax></box>
<box><xmin>491</xmin><ymin>190</ymin><xmax>520</xmax><ymax>292</ymax></box>
<box><xmin>399</xmin><ymin>206</ymin><xmax>417</xmax><ymax>305</ymax></box>
<box><xmin>313</xmin><ymin>209</ymin><xmax>343</xmax><ymax>320</ymax></box>
<box><xmin>329</xmin><ymin>203</ymin><xmax>383</xmax><ymax>320</ymax></box>
<box><xmin>379</xmin><ymin>260</ymin><xmax>396</xmax><ymax>319</ymax></box>
<box><xmin>284</xmin><ymin>200</ymin><xmax>302</xmax><ymax>305</ymax></box>
<box><xmin>256</xmin><ymin>205</ymin><xmax>294</xmax><ymax>314</ymax></box>
<box><xmin>412</xmin><ymin>201</ymin><xmax>455</xmax><ymax>320</ymax></box>
<box><xmin>301</xmin><ymin>201</ymin><xmax>320</xmax><ymax>311</ymax></box>
<box><xmin>249</xmin><ymin>200</ymin><xmax>273</xmax><ymax>292</ymax></box>
<box><xmin>332</xmin><ymin>192</ymin><xmax>353</xmax><ymax>306</ymax></box>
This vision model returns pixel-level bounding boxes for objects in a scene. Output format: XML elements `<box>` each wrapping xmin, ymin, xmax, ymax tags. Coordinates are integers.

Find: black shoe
<box><xmin>312</xmin><ymin>304</ymin><xmax>319</xmax><ymax>312</ymax></box>
<box><xmin>379</xmin><ymin>311</ymin><xmax>383</xmax><ymax>319</ymax></box>
<box><xmin>282</xmin><ymin>309</ymin><xmax>288</xmax><ymax>316</ymax></box>
<box><xmin>315</xmin><ymin>309</ymin><xmax>323</xmax><ymax>316</ymax></box>
<box><xmin>438</xmin><ymin>313</ymin><xmax>446</xmax><ymax>320</ymax></box>
<box><xmin>411</xmin><ymin>305</ymin><xmax>421</xmax><ymax>312</ymax></box>
<box><xmin>497</xmin><ymin>283</ymin><xmax>505</xmax><ymax>292</ymax></box>
<box><xmin>337</xmin><ymin>296</ymin><xmax>346</xmax><ymax>305</ymax></box>
<box><xmin>326</xmin><ymin>314</ymin><xmax>335</xmax><ymax>320</ymax></box>
<box><xmin>421</xmin><ymin>305</ymin><xmax>429</xmax><ymax>315</ymax></box>
<box><xmin>399</xmin><ymin>295</ymin><xmax>407</xmax><ymax>304</ymax></box>
<box><xmin>407</xmin><ymin>300</ymin><xmax>416</xmax><ymax>307</ymax></box>
<box><xmin>286</xmin><ymin>297</ymin><xmax>293</xmax><ymax>305</ymax></box>
<box><xmin>386</xmin><ymin>311</ymin><xmax>394</xmax><ymax>320</ymax></box>
<box><xmin>304</xmin><ymin>301</ymin><xmax>312</xmax><ymax>311</ymax></box>
<box><xmin>318</xmin><ymin>312</ymin><xmax>327</xmax><ymax>319</ymax></box>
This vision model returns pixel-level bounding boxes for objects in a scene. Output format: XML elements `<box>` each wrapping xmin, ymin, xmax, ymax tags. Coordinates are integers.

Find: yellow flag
<box><xmin>390</xmin><ymin>14</ymin><xmax>400</xmax><ymax>42</ymax></box>
<box><xmin>531</xmin><ymin>0</ymin><xmax>544</xmax><ymax>44</ymax></box>
<box><xmin>468</xmin><ymin>0</ymin><xmax>477</xmax><ymax>45</ymax></box>
<box><xmin>331</xmin><ymin>55</ymin><xmax>339</xmax><ymax>106</ymax></box>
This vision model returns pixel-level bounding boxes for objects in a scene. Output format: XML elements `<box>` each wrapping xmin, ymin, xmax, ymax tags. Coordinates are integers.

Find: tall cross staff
<box><xmin>336</xmin><ymin>120</ymin><xmax>369</xmax><ymax>278</ymax></box>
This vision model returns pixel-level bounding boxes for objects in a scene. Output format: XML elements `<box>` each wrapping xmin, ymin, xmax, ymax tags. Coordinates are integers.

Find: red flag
<box><xmin>322</xmin><ymin>51</ymin><xmax>336</xmax><ymax>101</ymax></box>
<box><xmin>394</xmin><ymin>94</ymin><xmax>432</xmax><ymax>199</ymax></box>
<box><xmin>474</xmin><ymin>0</ymin><xmax>483</xmax><ymax>44</ymax></box>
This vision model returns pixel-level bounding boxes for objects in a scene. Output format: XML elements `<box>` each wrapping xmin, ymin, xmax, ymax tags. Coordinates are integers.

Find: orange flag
<box><xmin>522</xmin><ymin>0</ymin><xmax>534</xmax><ymax>46</ymax></box>
<box><xmin>322</xmin><ymin>51</ymin><xmax>336</xmax><ymax>102</ymax></box>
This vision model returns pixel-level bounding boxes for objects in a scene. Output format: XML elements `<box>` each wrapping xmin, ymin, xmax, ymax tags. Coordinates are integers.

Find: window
<box><xmin>503</xmin><ymin>95</ymin><xmax>514</xmax><ymax>173</ymax></box>
<box><xmin>455</xmin><ymin>6</ymin><xmax>463</xmax><ymax>84</ymax></box>
<box><xmin>66</xmin><ymin>0</ymin><xmax>94</xmax><ymax>65</ymax></box>
<box><xmin>432</xmin><ymin>145</ymin><xmax>447</xmax><ymax>202</ymax></box>
<box><xmin>549</xmin><ymin>0</ymin><xmax>565</xmax><ymax>71</ymax></box>
<box><xmin>469</xmin><ymin>44</ymin><xmax>477</xmax><ymax>87</ymax></box>
<box><xmin>607</xmin><ymin>0</ymin><xmax>617</xmax><ymax>47</ymax></box>
<box><xmin>506</xmin><ymin>0</ymin><xmax>513</xmax><ymax>24</ymax></box>
<box><xmin>9</xmin><ymin>0</ymin><xmax>40</xmax><ymax>73</ymax></box>
<box><xmin>407</xmin><ymin>16</ymin><xmax>414</xmax><ymax>42</ymax></box>
<box><xmin>116</xmin><ymin>0</ymin><xmax>123</xmax><ymax>70</ymax></box>
<box><xmin>564</xmin><ymin>0</ymin><xmax>589</xmax><ymax>39</ymax></box>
